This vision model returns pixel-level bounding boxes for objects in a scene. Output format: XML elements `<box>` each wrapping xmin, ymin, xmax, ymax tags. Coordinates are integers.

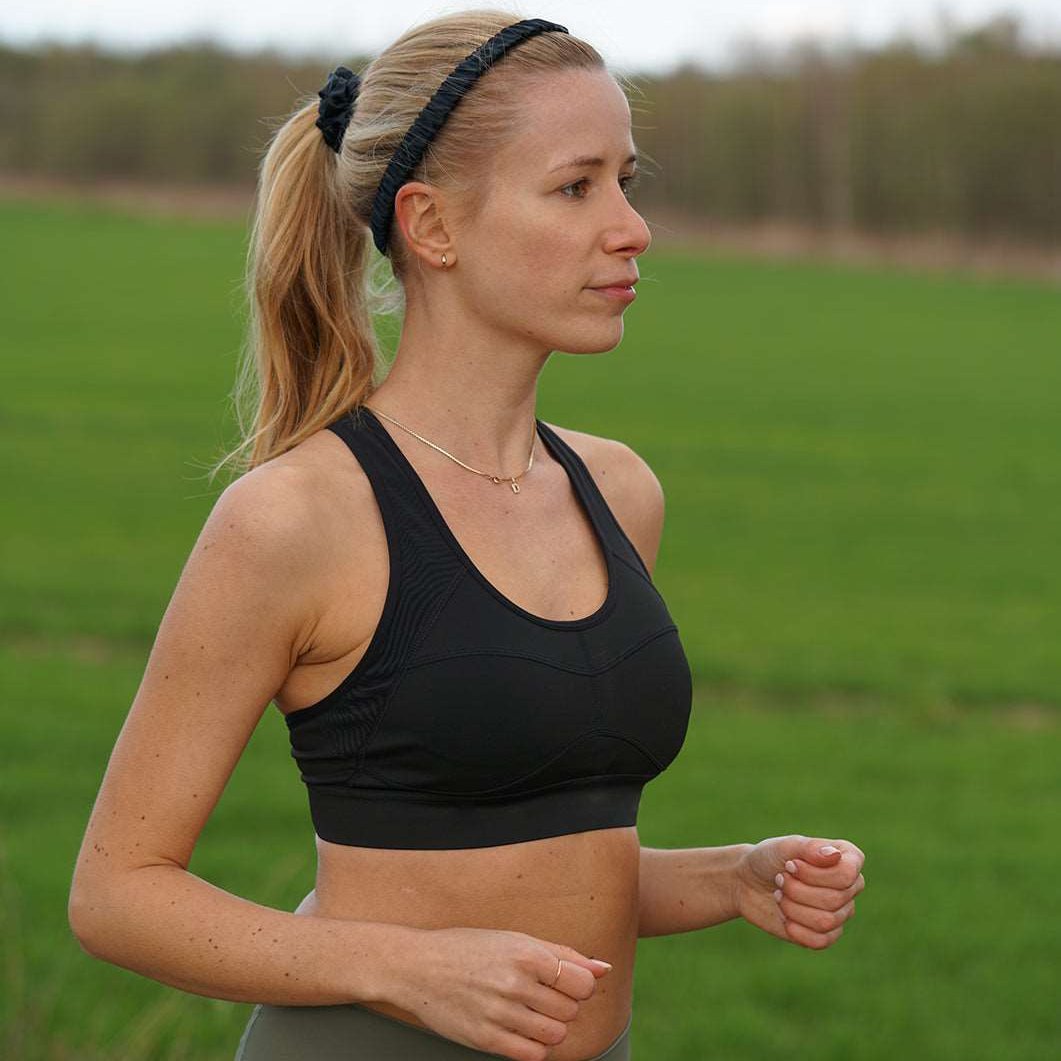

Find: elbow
<box><xmin>69</xmin><ymin>858</ymin><xmax>181</xmax><ymax>959</ymax></box>
<box><xmin>67</xmin><ymin>873</ymin><xmax>114</xmax><ymax>958</ymax></box>
<box><xmin>67</xmin><ymin>883</ymin><xmax>99</xmax><ymax>956</ymax></box>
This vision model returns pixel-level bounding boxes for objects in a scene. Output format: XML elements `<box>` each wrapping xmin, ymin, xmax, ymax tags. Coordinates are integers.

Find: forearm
<box><xmin>637</xmin><ymin>843</ymin><xmax>754</xmax><ymax>937</ymax></box>
<box><xmin>69</xmin><ymin>863</ymin><xmax>422</xmax><ymax>1006</ymax></box>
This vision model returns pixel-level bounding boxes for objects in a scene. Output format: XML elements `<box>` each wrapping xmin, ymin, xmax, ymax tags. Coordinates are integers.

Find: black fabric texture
<box><xmin>284</xmin><ymin>405</ymin><xmax>693</xmax><ymax>849</ymax></box>
<box><xmin>316</xmin><ymin>65</ymin><xmax>361</xmax><ymax>153</ymax></box>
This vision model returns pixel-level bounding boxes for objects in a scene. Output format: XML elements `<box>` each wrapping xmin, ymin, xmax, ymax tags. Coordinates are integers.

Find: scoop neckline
<box><xmin>359</xmin><ymin>404</ymin><xmax>617</xmax><ymax>630</ymax></box>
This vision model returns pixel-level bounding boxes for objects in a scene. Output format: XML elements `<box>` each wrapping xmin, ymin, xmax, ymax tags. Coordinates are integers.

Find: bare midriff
<box><xmin>280</xmin><ymin>425</ymin><xmax>642</xmax><ymax>1058</ymax></box>
<box><xmin>291</xmin><ymin>826</ymin><xmax>640</xmax><ymax>1060</ymax></box>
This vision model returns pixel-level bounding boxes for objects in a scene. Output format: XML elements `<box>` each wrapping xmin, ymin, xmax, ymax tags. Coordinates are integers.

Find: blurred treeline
<box><xmin>1</xmin><ymin>12</ymin><xmax>1058</xmax><ymax>245</ymax></box>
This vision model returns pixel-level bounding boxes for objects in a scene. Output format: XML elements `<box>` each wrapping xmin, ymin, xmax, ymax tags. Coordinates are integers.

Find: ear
<box><xmin>393</xmin><ymin>181</ymin><xmax>455</xmax><ymax>268</ymax></box>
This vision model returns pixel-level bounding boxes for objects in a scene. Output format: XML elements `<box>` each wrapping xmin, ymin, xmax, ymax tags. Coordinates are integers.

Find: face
<box><xmin>449</xmin><ymin>68</ymin><xmax>652</xmax><ymax>356</ymax></box>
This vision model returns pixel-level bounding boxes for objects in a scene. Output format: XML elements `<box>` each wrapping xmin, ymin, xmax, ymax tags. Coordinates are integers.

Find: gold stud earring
<box><xmin>441</xmin><ymin>253</ymin><xmax>448</xmax><ymax>267</ymax></box>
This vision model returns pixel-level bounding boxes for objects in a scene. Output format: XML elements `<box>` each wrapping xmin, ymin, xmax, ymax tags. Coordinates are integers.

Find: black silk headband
<box><xmin>315</xmin><ymin>17</ymin><xmax>570</xmax><ymax>256</ymax></box>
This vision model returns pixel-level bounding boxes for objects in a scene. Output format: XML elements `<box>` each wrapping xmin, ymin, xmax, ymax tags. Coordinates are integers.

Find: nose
<box><xmin>604</xmin><ymin>185</ymin><xmax>651</xmax><ymax>256</ymax></box>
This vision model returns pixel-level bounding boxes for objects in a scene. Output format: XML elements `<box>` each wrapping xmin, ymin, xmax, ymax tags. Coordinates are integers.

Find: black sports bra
<box><xmin>284</xmin><ymin>404</ymin><xmax>693</xmax><ymax>849</ymax></box>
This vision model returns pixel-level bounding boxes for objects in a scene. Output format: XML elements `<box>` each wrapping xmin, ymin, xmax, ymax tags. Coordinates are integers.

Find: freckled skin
<box><xmin>278</xmin><ymin>68</ymin><xmax>654</xmax><ymax>1061</ymax></box>
<box><xmin>66</xmin><ymin>64</ymin><xmax>656</xmax><ymax>1055</ymax></box>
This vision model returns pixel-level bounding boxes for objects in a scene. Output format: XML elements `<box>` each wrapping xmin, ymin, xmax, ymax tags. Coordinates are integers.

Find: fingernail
<box><xmin>819</xmin><ymin>845</ymin><xmax>841</xmax><ymax>856</ymax></box>
<box><xmin>785</xmin><ymin>860</ymin><xmax>797</xmax><ymax>874</ymax></box>
<box><xmin>589</xmin><ymin>959</ymin><xmax>612</xmax><ymax>970</ymax></box>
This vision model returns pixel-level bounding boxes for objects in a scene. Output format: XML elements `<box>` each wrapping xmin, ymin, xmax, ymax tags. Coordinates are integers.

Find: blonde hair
<box><xmin>209</xmin><ymin>7</ymin><xmax>621</xmax><ymax>481</ymax></box>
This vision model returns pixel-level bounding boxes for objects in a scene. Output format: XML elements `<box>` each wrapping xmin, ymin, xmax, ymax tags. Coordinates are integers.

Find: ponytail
<box><xmin>209</xmin><ymin>98</ymin><xmax>385</xmax><ymax>480</ymax></box>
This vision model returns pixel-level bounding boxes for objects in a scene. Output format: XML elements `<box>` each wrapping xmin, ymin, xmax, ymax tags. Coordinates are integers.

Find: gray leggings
<box><xmin>234</xmin><ymin>999</ymin><xmax>632</xmax><ymax>1060</ymax></box>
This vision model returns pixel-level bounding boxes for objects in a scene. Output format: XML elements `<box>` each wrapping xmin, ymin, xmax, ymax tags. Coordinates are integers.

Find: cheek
<box><xmin>474</xmin><ymin>240</ymin><xmax>573</xmax><ymax>310</ymax></box>
<box><xmin>480</xmin><ymin>196</ymin><xmax>581</xmax><ymax>278</ymax></box>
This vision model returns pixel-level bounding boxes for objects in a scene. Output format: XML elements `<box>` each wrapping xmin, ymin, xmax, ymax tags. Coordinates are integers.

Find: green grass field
<box><xmin>2</xmin><ymin>197</ymin><xmax>1059</xmax><ymax>1059</ymax></box>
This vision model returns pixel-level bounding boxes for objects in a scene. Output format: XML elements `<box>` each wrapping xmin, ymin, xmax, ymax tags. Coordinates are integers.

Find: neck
<box><xmin>368</xmin><ymin>345</ymin><xmax>550</xmax><ymax>473</ymax></box>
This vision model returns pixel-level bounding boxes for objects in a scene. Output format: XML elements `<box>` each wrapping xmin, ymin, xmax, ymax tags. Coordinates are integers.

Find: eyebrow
<box><xmin>548</xmin><ymin>153</ymin><xmax>638</xmax><ymax>173</ymax></box>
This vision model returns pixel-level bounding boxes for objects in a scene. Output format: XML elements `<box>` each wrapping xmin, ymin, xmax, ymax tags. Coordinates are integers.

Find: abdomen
<box><xmin>295</xmin><ymin>825</ymin><xmax>641</xmax><ymax>1060</ymax></box>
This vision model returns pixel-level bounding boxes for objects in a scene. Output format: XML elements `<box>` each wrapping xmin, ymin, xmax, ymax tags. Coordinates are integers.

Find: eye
<box><xmin>559</xmin><ymin>178</ymin><xmax>591</xmax><ymax>200</ymax></box>
<box><xmin>560</xmin><ymin>173</ymin><xmax>641</xmax><ymax>200</ymax></box>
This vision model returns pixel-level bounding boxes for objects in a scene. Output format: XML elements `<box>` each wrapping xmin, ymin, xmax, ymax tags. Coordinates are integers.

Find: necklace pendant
<box><xmin>511</xmin><ymin>480</ymin><xmax>520</xmax><ymax>494</ymax></box>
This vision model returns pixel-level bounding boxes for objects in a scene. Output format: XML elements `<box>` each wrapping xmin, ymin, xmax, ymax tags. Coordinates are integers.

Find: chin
<box><xmin>556</xmin><ymin>331</ymin><xmax>624</xmax><ymax>356</ymax></box>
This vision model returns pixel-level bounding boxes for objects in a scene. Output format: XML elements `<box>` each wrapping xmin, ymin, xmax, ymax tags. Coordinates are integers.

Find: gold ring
<box><xmin>550</xmin><ymin>958</ymin><xmax>563</xmax><ymax>987</ymax></box>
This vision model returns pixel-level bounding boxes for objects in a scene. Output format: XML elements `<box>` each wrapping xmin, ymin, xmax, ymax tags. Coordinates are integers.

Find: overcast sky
<box><xmin>4</xmin><ymin>1</ymin><xmax>1060</xmax><ymax>74</ymax></box>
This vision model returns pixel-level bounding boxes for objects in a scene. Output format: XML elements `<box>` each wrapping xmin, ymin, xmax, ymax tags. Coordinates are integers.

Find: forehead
<box><xmin>499</xmin><ymin>69</ymin><xmax>635</xmax><ymax>169</ymax></box>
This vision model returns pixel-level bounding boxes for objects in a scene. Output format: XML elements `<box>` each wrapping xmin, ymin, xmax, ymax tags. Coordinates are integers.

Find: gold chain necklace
<box><xmin>364</xmin><ymin>405</ymin><xmax>537</xmax><ymax>494</ymax></box>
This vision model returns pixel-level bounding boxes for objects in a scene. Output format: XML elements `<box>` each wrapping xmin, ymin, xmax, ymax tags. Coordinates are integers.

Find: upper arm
<box><xmin>71</xmin><ymin>466</ymin><xmax>324</xmax><ymax>893</ymax></box>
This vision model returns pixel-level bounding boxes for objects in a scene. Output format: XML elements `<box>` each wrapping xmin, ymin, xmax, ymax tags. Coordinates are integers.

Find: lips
<box><xmin>587</xmin><ymin>284</ymin><xmax>637</xmax><ymax>303</ymax></box>
<box><xmin>589</xmin><ymin>278</ymin><xmax>638</xmax><ymax>289</ymax></box>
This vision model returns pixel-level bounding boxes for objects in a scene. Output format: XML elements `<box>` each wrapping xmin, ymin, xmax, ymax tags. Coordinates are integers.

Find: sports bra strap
<box><xmin>329</xmin><ymin>405</ymin><xmax>653</xmax><ymax>587</ymax></box>
<box><xmin>533</xmin><ymin>419</ymin><xmax>655</xmax><ymax>583</ymax></box>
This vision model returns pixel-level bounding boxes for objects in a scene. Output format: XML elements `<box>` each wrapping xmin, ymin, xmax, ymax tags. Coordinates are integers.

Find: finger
<box><xmin>550</xmin><ymin>948</ymin><xmax>612</xmax><ymax>981</ymax></box>
<box><xmin>782</xmin><ymin>915</ymin><xmax>846</xmax><ymax>950</ymax></box>
<box><xmin>509</xmin><ymin>1002</ymin><xmax>573</xmax><ymax>1047</ymax></box>
<box><xmin>778</xmin><ymin>872</ymin><xmax>863</xmax><ymax>911</ymax></box>
<box><xmin>548</xmin><ymin>957</ymin><xmax>597</xmax><ymax>1001</ymax></box>
<box><xmin>841</xmin><ymin>841</ymin><xmax>867</xmax><ymax>869</ymax></box>
<box><xmin>490</xmin><ymin>1014</ymin><xmax>566</xmax><ymax>1059</ymax></box>
<box><xmin>783</xmin><ymin>854</ymin><xmax>862</xmax><ymax>889</ymax></box>
<box><xmin>778</xmin><ymin>893</ymin><xmax>856</xmax><ymax>936</ymax></box>
<box><xmin>523</xmin><ymin>982</ymin><xmax>581</xmax><ymax>1024</ymax></box>
<box><xmin>800</xmin><ymin>840</ymin><xmax>845</xmax><ymax>868</ymax></box>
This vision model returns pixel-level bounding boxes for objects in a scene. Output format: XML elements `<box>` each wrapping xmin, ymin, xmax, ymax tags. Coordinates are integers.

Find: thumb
<box><xmin>802</xmin><ymin>839</ymin><xmax>844</xmax><ymax>865</ymax></box>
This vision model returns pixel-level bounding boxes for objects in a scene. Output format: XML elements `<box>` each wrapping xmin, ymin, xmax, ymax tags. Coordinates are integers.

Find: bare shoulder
<box><xmin>169</xmin><ymin>426</ymin><xmax>379</xmax><ymax>684</ymax></box>
<box><xmin>541</xmin><ymin>421</ymin><xmax>666</xmax><ymax>577</ymax></box>
<box><xmin>166</xmin><ymin>439</ymin><xmax>346</xmax><ymax>680</ymax></box>
<box><xmin>229</xmin><ymin>424</ymin><xmax>376</xmax><ymax>543</ymax></box>
<box><xmin>213</xmin><ymin>441</ymin><xmax>336</xmax><ymax>578</ymax></box>
<box><xmin>242</xmin><ymin>427</ymin><xmax>393</xmax><ymax>664</ymax></box>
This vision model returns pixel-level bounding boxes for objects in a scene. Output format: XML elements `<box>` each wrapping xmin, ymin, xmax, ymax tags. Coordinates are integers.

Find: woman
<box><xmin>68</xmin><ymin>10</ymin><xmax>866</xmax><ymax>1061</ymax></box>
